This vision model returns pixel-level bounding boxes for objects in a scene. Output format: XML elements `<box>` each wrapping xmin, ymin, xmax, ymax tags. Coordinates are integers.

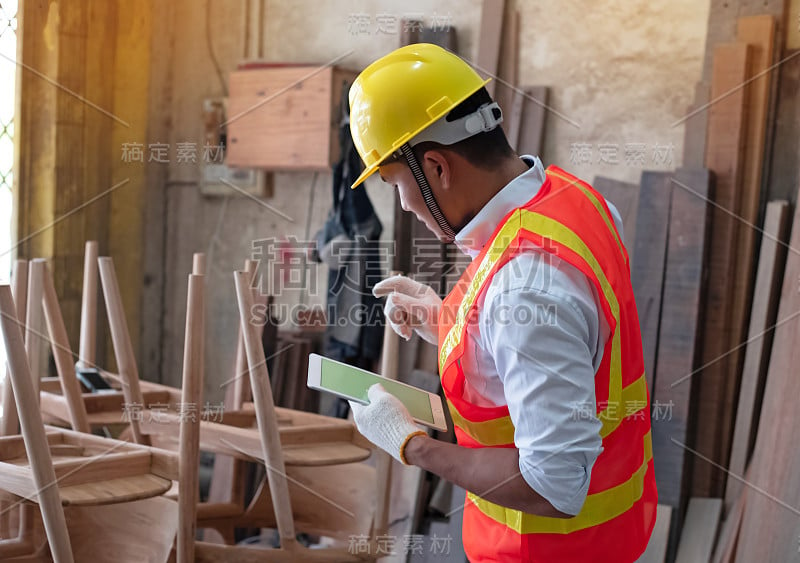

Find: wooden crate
<box><xmin>226</xmin><ymin>65</ymin><xmax>358</xmax><ymax>170</ymax></box>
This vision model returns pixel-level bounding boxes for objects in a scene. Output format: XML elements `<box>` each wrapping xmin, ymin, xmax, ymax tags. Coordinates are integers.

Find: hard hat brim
<box><xmin>350</xmin><ymin>76</ymin><xmax>492</xmax><ymax>189</ymax></box>
<box><xmin>351</xmin><ymin>164</ymin><xmax>378</xmax><ymax>189</ymax></box>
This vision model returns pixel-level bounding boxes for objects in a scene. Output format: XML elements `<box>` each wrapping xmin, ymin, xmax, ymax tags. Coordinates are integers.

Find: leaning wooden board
<box><xmin>592</xmin><ymin>176</ymin><xmax>640</xmax><ymax>250</ymax></box>
<box><xmin>631</xmin><ymin>171</ymin><xmax>673</xmax><ymax>393</ymax></box>
<box><xmin>693</xmin><ymin>42</ymin><xmax>751</xmax><ymax>498</ymax></box>
<box><xmin>516</xmin><ymin>86</ymin><xmax>549</xmax><ymax>159</ymax></box>
<box><xmin>675</xmin><ymin>497</ymin><xmax>723</xmax><ymax>563</ymax></box>
<box><xmin>718</xmin><ymin>16</ymin><xmax>777</xmax><ymax>503</ymax></box>
<box><xmin>476</xmin><ymin>0</ymin><xmax>505</xmax><ymax>97</ymax></box>
<box><xmin>724</xmin><ymin>200</ymin><xmax>789</xmax><ymax>510</ymax></box>
<box><xmin>735</xmin><ymin>183</ymin><xmax>800</xmax><ymax>562</ymax></box>
<box><xmin>651</xmin><ymin>168</ymin><xmax>712</xmax><ymax>514</ymax></box>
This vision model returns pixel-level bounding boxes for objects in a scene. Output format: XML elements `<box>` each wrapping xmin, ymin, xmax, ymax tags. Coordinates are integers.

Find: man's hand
<box><xmin>349</xmin><ymin>384</ymin><xmax>427</xmax><ymax>464</ymax></box>
<box><xmin>373</xmin><ymin>275</ymin><xmax>441</xmax><ymax>345</ymax></box>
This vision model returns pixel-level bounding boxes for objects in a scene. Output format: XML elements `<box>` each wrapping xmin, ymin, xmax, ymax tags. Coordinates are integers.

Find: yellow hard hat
<box><xmin>349</xmin><ymin>43</ymin><xmax>490</xmax><ymax>188</ymax></box>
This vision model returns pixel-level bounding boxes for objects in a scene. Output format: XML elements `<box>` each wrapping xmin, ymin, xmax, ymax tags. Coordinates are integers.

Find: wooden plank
<box><xmin>675</xmin><ymin>497</ymin><xmax>723</xmax><ymax>563</ymax></box>
<box><xmin>506</xmin><ymin>89</ymin><xmax>525</xmax><ymax>151</ymax></box>
<box><xmin>476</xmin><ymin>0</ymin><xmax>505</xmax><ymax>97</ymax></box>
<box><xmin>717</xmin><ymin>16</ymin><xmax>777</xmax><ymax>499</ymax></box>
<box><xmin>735</xmin><ymin>182</ymin><xmax>800</xmax><ymax>562</ymax></box>
<box><xmin>592</xmin><ymin>176</ymin><xmax>640</xmax><ymax>249</ymax></box>
<box><xmin>516</xmin><ymin>86</ymin><xmax>549</xmax><ymax>159</ymax></box>
<box><xmin>764</xmin><ymin>52</ymin><xmax>800</xmax><ymax>203</ymax></box>
<box><xmin>724</xmin><ymin>201</ymin><xmax>789</xmax><ymax>510</ymax></box>
<box><xmin>638</xmin><ymin>504</ymin><xmax>673</xmax><ymax>563</ymax></box>
<box><xmin>631</xmin><ymin>171</ymin><xmax>673</xmax><ymax>393</ymax></box>
<box><xmin>651</xmin><ymin>168</ymin><xmax>712</xmax><ymax>511</ymax></box>
<box><xmin>713</xmin><ymin>486</ymin><xmax>747</xmax><ymax>563</ymax></box>
<box><xmin>495</xmin><ymin>6</ymin><xmax>518</xmax><ymax>137</ymax></box>
<box><xmin>789</xmin><ymin>0</ymin><xmax>800</xmax><ymax>50</ymax></box>
<box><xmin>693</xmin><ymin>42</ymin><xmax>751</xmax><ymax>498</ymax></box>
<box><xmin>682</xmin><ymin>82</ymin><xmax>710</xmax><ymax>170</ymax></box>
<box><xmin>699</xmin><ymin>0</ymin><xmax>784</xmax><ymax>83</ymax></box>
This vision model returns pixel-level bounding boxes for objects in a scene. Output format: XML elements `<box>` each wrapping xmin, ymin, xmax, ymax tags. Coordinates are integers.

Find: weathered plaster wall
<box><xmin>148</xmin><ymin>0</ymin><xmax>710</xmax><ymax>399</ymax></box>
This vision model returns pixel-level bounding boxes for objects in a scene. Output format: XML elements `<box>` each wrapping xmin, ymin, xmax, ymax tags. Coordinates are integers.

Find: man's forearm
<box><xmin>403</xmin><ymin>434</ymin><xmax>570</xmax><ymax>518</ymax></box>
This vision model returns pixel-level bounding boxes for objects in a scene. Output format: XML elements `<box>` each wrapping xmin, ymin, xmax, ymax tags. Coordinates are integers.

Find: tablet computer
<box><xmin>307</xmin><ymin>353</ymin><xmax>447</xmax><ymax>432</ymax></box>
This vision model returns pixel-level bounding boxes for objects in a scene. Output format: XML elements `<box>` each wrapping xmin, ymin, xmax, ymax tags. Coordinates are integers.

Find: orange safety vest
<box><xmin>438</xmin><ymin>166</ymin><xmax>657</xmax><ymax>562</ymax></box>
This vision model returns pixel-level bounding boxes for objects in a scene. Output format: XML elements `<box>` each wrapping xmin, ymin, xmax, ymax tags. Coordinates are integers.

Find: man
<box><xmin>348</xmin><ymin>43</ymin><xmax>656</xmax><ymax>562</ymax></box>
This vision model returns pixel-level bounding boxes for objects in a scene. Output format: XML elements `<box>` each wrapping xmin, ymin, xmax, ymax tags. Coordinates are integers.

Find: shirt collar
<box><xmin>454</xmin><ymin>155</ymin><xmax>546</xmax><ymax>259</ymax></box>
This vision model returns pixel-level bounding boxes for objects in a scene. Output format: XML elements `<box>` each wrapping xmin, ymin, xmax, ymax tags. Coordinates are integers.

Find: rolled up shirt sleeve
<box><xmin>481</xmin><ymin>258</ymin><xmax>605</xmax><ymax>516</ymax></box>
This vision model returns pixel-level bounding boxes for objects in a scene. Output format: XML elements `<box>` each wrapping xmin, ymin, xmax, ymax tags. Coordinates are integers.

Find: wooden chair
<box><xmin>38</xmin><ymin>242</ymin><xmax>179</xmax><ymax>434</ymax></box>
<box><xmin>188</xmin><ymin>269</ymin><xmax>386</xmax><ymax>561</ymax></box>
<box><xmin>0</xmin><ymin>283</ymin><xmax>180</xmax><ymax>562</ymax></box>
<box><xmin>86</xmin><ymin>254</ymin><xmax>379</xmax><ymax>545</ymax></box>
<box><xmin>0</xmin><ymin>260</ymin><xmax>35</xmax><ymax>556</ymax></box>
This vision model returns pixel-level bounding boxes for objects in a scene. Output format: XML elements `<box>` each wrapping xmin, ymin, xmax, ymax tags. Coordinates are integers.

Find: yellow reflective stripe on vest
<box><xmin>467</xmin><ymin>430</ymin><xmax>653</xmax><ymax>535</ymax></box>
<box><xmin>450</xmin><ymin>371</ymin><xmax>648</xmax><ymax>447</ymax></box>
<box><xmin>447</xmin><ymin>400</ymin><xmax>515</xmax><ymax>446</ymax></box>
<box><xmin>546</xmin><ymin>169</ymin><xmax>626</xmax><ymax>260</ymax></box>
<box><xmin>600</xmin><ymin>371</ymin><xmax>648</xmax><ymax>437</ymax></box>
<box><xmin>440</xmin><ymin>210</ymin><xmax>624</xmax><ymax>431</ymax></box>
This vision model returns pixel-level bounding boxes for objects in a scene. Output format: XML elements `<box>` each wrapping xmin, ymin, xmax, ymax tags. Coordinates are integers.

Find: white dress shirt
<box><xmin>453</xmin><ymin>156</ymin><xmax>624</xmax><ymax>516</ymax></box>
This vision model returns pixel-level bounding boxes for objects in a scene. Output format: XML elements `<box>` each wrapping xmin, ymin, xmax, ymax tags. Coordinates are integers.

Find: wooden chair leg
<box><xmin>178</xmin><ymin>274</ymin><xmax>205</xmax><ymax>563</ymax></box>
<box><xmin>373</xmin><ymin>273</ymin><xmax>401</xmax><ymax>541</ymax></box>
<box><xmin>41</xmin><ymin>261</ymin><xmax>90</xmax><ymax>434</ymax></box>
<box><xmin>205</xmin><ymin>259</ymin><xmax>258</xmax><ymax>545</ymax></box>
<box><xmin>25</xmin><ymin>260</ymin><xmax>45</xmax><ymax>399</ymax></box>
<box><xmin>97</xmin><ymin>257</ymin><xmax>146</xmax><ymax>444</ymax></box>
<box><xmin>234</xmin><ymin>270</ymin><xmax>297</xmax><ymax>551</ymax></box>
<box><xmin>1</xmin><ymin>259</ymin><xmax>27</xmax><ymax>437</ymax></box>
<box><xmin>0</xmin><ymin>285</ymin><xmax>74</xmax><ymax>562</ymax></box>
<box><xmin>77</xmin><ymin>241</ymin><xmax>99</xmax><ymax>370</ymax></box>
<box><xmin>1</xmin><ymin>260</ymin><xmax>27</xmax><ymax>540</ymax></box>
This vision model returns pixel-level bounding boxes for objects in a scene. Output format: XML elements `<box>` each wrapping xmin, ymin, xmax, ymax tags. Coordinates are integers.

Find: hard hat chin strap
<box><xmin>399</xmin><ymin>143</ymin><xmax>457</xmax><ymax>242</ymax></box>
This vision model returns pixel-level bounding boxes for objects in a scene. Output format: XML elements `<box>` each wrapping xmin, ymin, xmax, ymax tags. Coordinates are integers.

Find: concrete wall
<box><xmin>148</xmin><ymin>0</ymin><xmax>710</xmax><ymax>399</ymax></box>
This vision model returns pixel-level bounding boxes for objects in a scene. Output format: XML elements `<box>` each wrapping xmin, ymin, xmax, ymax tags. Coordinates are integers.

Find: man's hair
<box><xmin>413</xmin><ymin>87</ymin><xmax>515</xmax><ymax>170</ymax></box>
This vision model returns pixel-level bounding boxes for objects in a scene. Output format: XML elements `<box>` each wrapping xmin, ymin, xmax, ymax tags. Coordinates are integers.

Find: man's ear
<box><xmin>421</xmin><ymin>149</ymin><xmax>452</xmax><ymax>192</ymax></box>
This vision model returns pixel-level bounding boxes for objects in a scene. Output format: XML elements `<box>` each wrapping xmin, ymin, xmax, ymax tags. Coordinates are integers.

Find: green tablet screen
<box><xmin>319</xmin><ymin>357</ymin><xmax>434</xmax><ymax>423</ymax></box>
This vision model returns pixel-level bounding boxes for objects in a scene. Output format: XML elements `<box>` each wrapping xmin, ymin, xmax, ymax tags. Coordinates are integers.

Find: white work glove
<box><xmin>373</xmin><ymin>275</ymin><xmax>441</xmax><ymax>345</ymax></box>
<box><xmin>350</xmin><ymin>384</ymin><xmax>427</xmax><ymax>464</ymax></box>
